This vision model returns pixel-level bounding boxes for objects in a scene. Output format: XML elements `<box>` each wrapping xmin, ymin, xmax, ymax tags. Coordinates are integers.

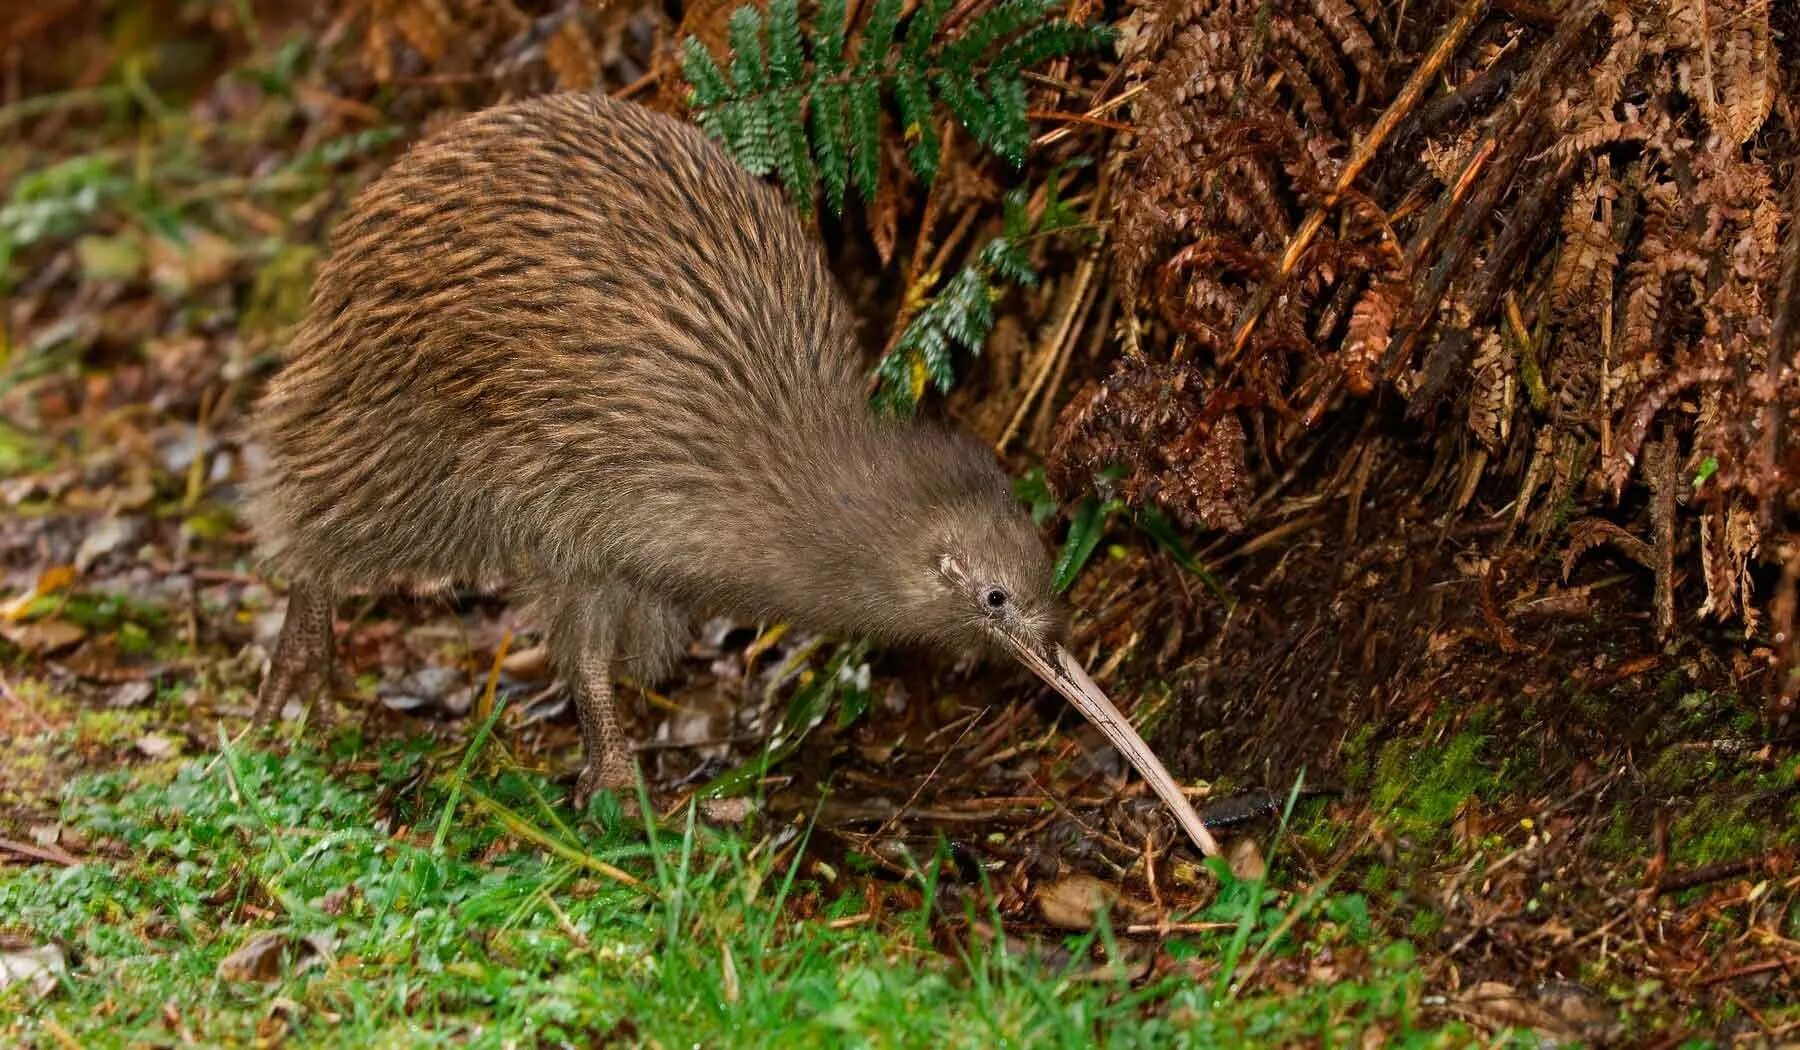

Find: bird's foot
<box><xmin>573</xmin><ymin>751</ymin><xmax>638</xmax><ymax>814</ymax></box>
<box><xmin>252</xmin><ymin>656</ymin><xmax>335</xmax><ymax>732</ymax></box>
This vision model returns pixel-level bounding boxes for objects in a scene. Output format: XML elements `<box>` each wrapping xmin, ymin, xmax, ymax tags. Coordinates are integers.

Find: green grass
<box><xmin>0</xmin><ymin>741</ymin><xmax>1486</xmax><ymax>1047</ymax></box>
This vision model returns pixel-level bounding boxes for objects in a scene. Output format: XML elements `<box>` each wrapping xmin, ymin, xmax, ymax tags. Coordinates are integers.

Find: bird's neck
<box><xmin>744</xmin><ymin>418</ymin><xmax>942</xmax><ymax>640</ymax></box>
<box><xmin>620</xmin><ymin>413</ymin><xmax>942</xmax><ymax>642</ymax></box>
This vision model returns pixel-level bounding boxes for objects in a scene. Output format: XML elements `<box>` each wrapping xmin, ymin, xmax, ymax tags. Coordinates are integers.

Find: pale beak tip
<box><xmin>1012</xmin><ymin>640</ymin><xmax>1223</xmax><ymax>858</ymax></box>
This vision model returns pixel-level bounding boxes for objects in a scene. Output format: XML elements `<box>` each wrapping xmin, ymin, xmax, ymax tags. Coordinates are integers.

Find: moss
<box><xmin>1371</xmin><ymin>729</ymin><xmax>1494</xmax><ymax>841</ymax></box>
<box><xmin>1670</xmin><ymin>795</ymin><xmax>1767</xmax><ymax>866</ymax></box>
<box><xmin>1592</xmin><ymin>802</ymin><xmax>1637</xmax><ymax>860</ymax></box>
<box><xmin>1407</xmin><ymin>906</ymin><xmax>1443</xmax><ymax>940</ymax></box>
<box><xmin>1339</xmin><ymin>723</ymin><xmax>1378</xmax><ymax>789</ymax></box>
<box><xmin>71</xmin><ymin>707</ymin><xmax>154</xmax><ymax>751</ymax></box>
<box><xmin>1292</xmin><ymin>811</ymin><xmax>1343</xmax><ymax>857</ymax></box>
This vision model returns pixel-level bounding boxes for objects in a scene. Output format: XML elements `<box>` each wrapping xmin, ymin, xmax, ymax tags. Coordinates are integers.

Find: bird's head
<box><xmin>911</xmin><ymin>495</ymin><xmax>1062</xmax><ymax>658</ymax></box>
<box><xmin>896</xmin><ymin>481</ymin><xmax>1221</xmax><ymax>858</ymax></box>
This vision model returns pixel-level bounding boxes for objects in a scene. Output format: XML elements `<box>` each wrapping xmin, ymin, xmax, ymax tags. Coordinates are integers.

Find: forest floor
<box><xmin>4</xmin><ymin>3</ymin><xmax>1800</xmax><ymax>1048</ymax></box>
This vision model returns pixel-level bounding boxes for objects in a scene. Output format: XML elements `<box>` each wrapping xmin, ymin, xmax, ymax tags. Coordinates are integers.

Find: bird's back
<box><xmin>248</xmin><ymin>93</ymin><xmax>870</xmax><ymax>597</ymax></box>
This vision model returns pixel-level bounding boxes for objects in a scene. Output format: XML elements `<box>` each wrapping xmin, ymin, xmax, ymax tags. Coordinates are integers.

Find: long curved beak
<box><xmin>1004</xmin><ymin>638</ymin><xmax>1221</xmax><ymax>857</ymax></box>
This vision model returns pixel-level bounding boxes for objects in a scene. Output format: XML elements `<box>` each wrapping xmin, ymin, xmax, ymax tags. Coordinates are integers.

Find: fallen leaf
<box><xmin>1037</xmin><ymin>875</ymin><xmax>1130</xmax><ymax>930</ymax></box>
<box><xmin>2</xmin><ymin>564</ymin><xmax>75</xmax><ymax>621</ymax></box>
<box><xmin>697</xmin><ymin>797</ymin><xmax>757</xmax><ymax>825</ymax></box>
<box><xmin>135</xmin><ymin>733</ymin><xmax>181</xmax><ymax>759</ymax></box>
<box><xmin>1229</xmin><ymin>837</ymin><xmax>1266</xmax><ymax>881</ymax></box>
<box><xmin>75</xmin><ymin>516</ymin><xmax>140</xmax><ymax>572</ymax></box>
<box><xmin>109</xmin><ymin>681</ymin><xmax>155</xmax><ymax>708</ymax></box>
<box><xmin>218</xmin><ymin>932</ymin><xmax>289</xmax><ymax>982</ymax></box>
<box><xmin>501</xmin><ymin>645</ymin><xmax>551</xmax><ymax>681</ymax></box>
<box><xmin>379</xmin><ymin>665</ymin><xmax>464</xmax><ymax>713</ymax></box>
<box><xmin>1453</xmin><ymin>981</ymin><xmax>1586</xmax><ymax>1042</ymax></box>
<box><xmin>75</xmin><ymin>233</ymin><xmax>145</xmax><ymax>282</ymax></box>
<box><xmin>1</xmin><ymin>618</ymin><xmax>87</xmax><ymax>654</ymax></box>
<box><xmin>0</xmin><ymin>945</ymin><xmax>66</xmax><ymax>997</ymax></box>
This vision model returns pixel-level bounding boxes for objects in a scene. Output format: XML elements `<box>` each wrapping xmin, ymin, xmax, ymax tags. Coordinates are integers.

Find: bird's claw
<box><xmin>573</xmin><ymin>753</ymin><xmax>638</xmax><ymax>813</ymax></box>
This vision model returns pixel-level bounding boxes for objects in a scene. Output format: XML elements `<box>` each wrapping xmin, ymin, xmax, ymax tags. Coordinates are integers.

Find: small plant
<box><xmin>680</xmin><ymin>0</ymin><xmax>1110</xmax><ymax>213</ymax></box>
<box><xmin>872</xmin><ymin>167</ymin><xmax>1087</xmax><ymax>414</ymax></box>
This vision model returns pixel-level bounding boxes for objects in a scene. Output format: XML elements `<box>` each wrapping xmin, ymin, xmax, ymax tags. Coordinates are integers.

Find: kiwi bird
<box><xmin>245</xmin><ymin>92</ymin><xmax>1221</xmax><ymax>857</ymax></box>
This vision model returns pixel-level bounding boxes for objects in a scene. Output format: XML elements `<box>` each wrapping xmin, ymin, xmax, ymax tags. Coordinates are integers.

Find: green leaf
<box><xmin>1013</xmin><ymin>467</ymin><xmax>1058</xmax><ymax>527</ymax></box>
<box><xmin>811</xmin><ymin>82</ymin><xmax>851</xmax><ymax>214</ymax></box>
<box><xmin>894</xmin><ymin>68</ymin><xmax>940</xmax><ymax>182</ymax></box>
<box><xmin>904</xmin><ymin>0</ymin><xmax>949</xmax><ymax>66</ymax></box>
<box><xmin>727</xmin><ymin>7</ymin><xmax>769</xmax><ymax>94</ymax></box>
<box><xmin>1053</xmin><ymin>496</ymin><xmax>1115</xmax><ymax>593</ymax></box>
<box><xmin>985</xmin><ymin>69</ymin><xmax>1030</xmax><ymax>166</ymax></box>
<box><xmin>767</xmin><ymin>0</ymin><xmax>806</xmax><ymax>86</ymax></box>
<box><xmin>679</xmin><ymin>38</ymin><xmax>731</xmax><ymax>106</ymax></box>
<box><xmin>812</xmin><ymin>0</ymin><xmax>849</xmax><ymax>73</ymax></box>
<box><xmin>774</xmin><ymin>89</ymin><xmax>815</xmax><ymax>210</ymax></box>
<box><xmin>1133</xmin><ymin>505</ymin><xmax>1232</xmax><ymax>605</ymax></box>
<box><xmin>993</xmin><ymin>20</ymin><xmax>1112</xmax><ymax>71</ymax></box>
<box><xmin>858</xmin><ymin>0</ymin><xmax>904</xmax><ymax>69</ymax></box>
<box><xmin>935</xmin><ymin>73</ymin><xmax>995</xmax><ymax>151</ymax></box>
<box><xmin>848</xmin><ymin>78</ymin><xmax>882</xmax><ymax>203</ymax></box>
<box><xmin>942</xmin><ymin>0</ymin><xmax>1047</xmax><ymax>70</ymax></box>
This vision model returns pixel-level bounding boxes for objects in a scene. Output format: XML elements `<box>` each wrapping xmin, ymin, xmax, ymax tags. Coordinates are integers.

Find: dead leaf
<box><xmin>218</xmin><ymin>932</ymin><xmax>289</xmax><ymax>982</ymax></box>
<box><xmin>697</xmin><ymin>797</ymin><xmax>757</xmax><ymax>825</ymax></box>
<box><xmin>1</xmin><ymin>618</ymin><xmax>87</xmax><ymax>654</ymax></box>
<box><xmin>75</xmin><ymin>516</ymin><xmax>139</xmax><ymax>572</ymax></box>
<box><xmin>1453</xmin><ymin>981</ymin><xmax>1585</xmax><ymax>1042</ymax></box>
<box><xmin>2</xmin><ymin>564</ymin><xmax>75</xmax><ymax>621</ymax></box>
<box><xmin>0</xmin><ymin>944</ymin><xmax>65</xmax><ymax>997</ymax></box>
<box><xmin>1228</xmin><ymin>837</ymin><xmax>1266</xmax><ymax>881</ymax></box>
<box><xmin>135</xmin><ymin>733</ymin><xmax>181</xmax><ymax>759</ymax></box>
<box><xmin>109</xmin><ymin>681</ymin><xmax>155</xmax><ymax>708</ymax></box>
<box><xmin>501</xmin><ymin>645</ymin><xmax>550</xmax><ymax>681</ymax></box>
<box><xmin>1035</xmin><ymin>874</ymin><xmax>1150</xmax><ymax>930</ymax></box>
<box><xmin>148</xmin><ymin>228</ymin><xmax>239</xmax><ymax>296</ymax></box>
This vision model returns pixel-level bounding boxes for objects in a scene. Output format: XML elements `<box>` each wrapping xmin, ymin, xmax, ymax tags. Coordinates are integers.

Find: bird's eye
<box><xmin>984</xmin><ymin>588</ymin><xmax>1009</xmax><ymax>610</ymax></box>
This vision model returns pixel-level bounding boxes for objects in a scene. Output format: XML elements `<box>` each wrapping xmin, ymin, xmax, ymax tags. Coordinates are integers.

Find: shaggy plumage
<box><xmin>247</xmin><ymin>92</ymin><xmax>1219</xmax><ymax>856</ymax></box>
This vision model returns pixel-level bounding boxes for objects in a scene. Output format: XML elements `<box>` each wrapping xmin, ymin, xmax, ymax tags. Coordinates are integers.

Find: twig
<box><xmin>870</xmin><ymin>709</ymin><xmax>986</xmax><ymax>841</ymax></box>
<box><xmin>1034</xmin><ymin>83</ymin><xmax>1146</xmax><ymax>148</ymax></box>
<box><xmin>1657</xmin><ymin>849</ymin><xmax>1794</xmax><ymax>895</ymax></box>
<box><xmin>0</xmin><ymin>837</ymin><xmax>82</xmax><ymax>867</ymax></box>
<box><xmin>995</xmin><ymin>248</ymin><xmax>1099</xmax><ymax>454</ymax></box>
<box><xmin>1695</xmin><ymin>956</ymin><xmax>1800</xmax><ymax>987</ymax></box>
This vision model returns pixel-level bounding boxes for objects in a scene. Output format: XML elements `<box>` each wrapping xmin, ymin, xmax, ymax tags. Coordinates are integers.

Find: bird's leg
<box><xmin>572</xmin><ymin>613</ymin><xmax>637</xmax><ymax>810</ymax></box>
<box><xmin>253</xmin><ymin>582</ymin><xmax>337</xmax><ymax>729</ymax></box>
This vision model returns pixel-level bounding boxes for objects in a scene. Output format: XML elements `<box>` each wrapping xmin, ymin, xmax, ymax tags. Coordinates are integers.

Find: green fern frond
<box><xmin>903</xmin><ymin>0</ymin><xmax>949</xmax><ymax>66</ymax></box>
<box><xmin>858</xmin><ymin>0</ymin><xmax>905</xmax><ymax>69</ymax></box>
<box><xmin>767</xmin><ymin>0</ymin><xmax>806</xmax><ymax>85</ymax></box>
<box><xmin>939</xmin><ymin>0</ymin><xmax>1053</xmax><ymax>71</ymax></box>
<box><xmin>848</xmin><ymin>79</ymin><xmax>883</xmax><ymax>203</ymax></box>
<box><xmin>812</xmin><ymin>83</ymin><xmax>851</xmax><ymax>212</ymax></box>
<box><xmin>682</xmin><ymin>0</ymin><xmax>1110</xmax><ymax>215</ymax></box>
<box><xmin>727</xmin><ymin>8</ymin><xmax>769</xmax><ymax>94</ymax></box>
<box><xmin>872</xmin><ymin>168</ymin><xmax>1088</xmax><ymax>415</ymax></box>
<box><xmin>812</xmin><ymin>0</ymin><xmax>849</xmax><ymax>73</ymax></box>
<box><xmin>894</xmin><ymin>69</ymin><xmax>940</xmax><ymax>182</ymax></box>
<box><xmin>680</xmin><ymin>39</ymin><xmax>731</xmax><ymax>107</ymax></box>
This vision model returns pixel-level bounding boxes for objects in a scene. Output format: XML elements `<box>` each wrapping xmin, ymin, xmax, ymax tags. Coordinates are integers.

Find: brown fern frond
<box><xmin>1468</xmin><ymin>328</ymin><xmax>1514</xmax><ymax>448</ymax></box>
<box><xmin>1550</xmin><ymin>164</ymin><xmax>1619</xmax><ymax>319</ymax></box>
<box><xmin>1563</xmin><ymin>517</ymin><xmax>1657</xmax><ymax>579</ymax></box>
<box><xmin>1603</xmin><ymin>364</ymin><xmax>1732</xmax><ymax>496</ymax></box>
